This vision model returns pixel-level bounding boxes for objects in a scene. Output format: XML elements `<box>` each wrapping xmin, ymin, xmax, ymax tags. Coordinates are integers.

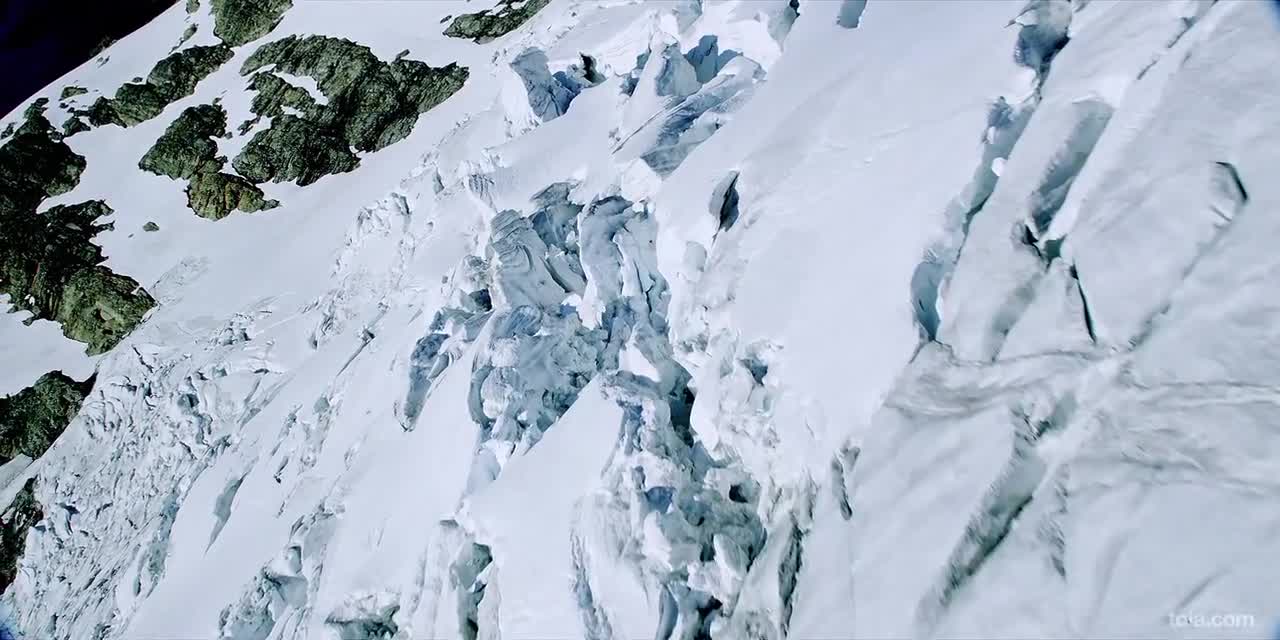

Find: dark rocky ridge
<box><xmin>82</xmin><ymin>44</ymin><xmax>232</xmax><ymax>128</ymax></box>
<box><xmin>0</xmin><ymin>105</ymin><xmax>154</xmax><ymax>354</ymax></box>
<box><xmin>444</xmin><ymin>0</ymin><xmax>551</xmax><ymax>42</ymax></box>
<box><xmin>0</xmin><ymin>372</ymin><xmax>94</xmax><ymax>467</ymax></box>
<box><xmin>140</xmin><ymin>103</ymin><xmax>278</xmax><ymax>220</ymax></box>
<box><xmin>61</xmin><ymin>115</ymin><xmax>92</xmax><ymax>138</ymax></box>
<box><xmin>232</xmin><ymin>35</ymin><xmax>469</xmax><ymax>185</ymax></box>
<box><xmin>210</xmin><ymin>0</ymin><xmax>293</xmax><ymax>47</ymax></box>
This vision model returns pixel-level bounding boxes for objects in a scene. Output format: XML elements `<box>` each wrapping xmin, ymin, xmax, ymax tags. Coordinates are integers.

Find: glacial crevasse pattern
<box><xmin>1</xmin><ymin>1</ymin><xmax>1278</xmax><ymax>639</ymax></box>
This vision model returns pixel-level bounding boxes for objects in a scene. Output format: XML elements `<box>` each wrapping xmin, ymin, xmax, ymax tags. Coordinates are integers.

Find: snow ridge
<box><xmin>3</xmin><ymin>1</ymin><xmax>1279</xmax><ymax>639</ymax></box>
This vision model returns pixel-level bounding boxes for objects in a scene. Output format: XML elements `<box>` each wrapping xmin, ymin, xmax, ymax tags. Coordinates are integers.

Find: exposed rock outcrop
<box><xmin>210</xmin><ymin>0</ymin><xmax>293</xmax><ymax>47</ymax></box>
<box><xmin>83</xmin><ymin>44</ymin><xmax>233</xmax><ymax>128</ymax></box>
<box><xmin>139</xmin><ymin>103</ymin><xmax>278</xmax><ymax>219</ymax></box>
<box><xmin>60</xmin><ymin>116</ymin><xmax>91</xmax><ymax>138</ymax></box>
<box><xmin>0</xmin><ymin>372</ymin><xmax>93</xmax><ymax>467</ymax></box>
<box><xmin>0</xmin><ymin>107</ymin><xmax>153</xmax><ymax>353</ymax></box>
<box><xmin>233</xmin><ymin>36</ymin><xmax>468</xmax><ymax>185</ymax></box>
<box><xmin>444</xmin><ymin>0</ymin><xmax>550</xmax><ymax>43</ymax></box>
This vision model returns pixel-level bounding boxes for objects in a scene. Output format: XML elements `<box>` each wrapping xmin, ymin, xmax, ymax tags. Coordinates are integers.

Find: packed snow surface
<box><xmin>2</xmin><ymin>0</ymin><xmax>1279</xmax><ymax>639</ymax></box>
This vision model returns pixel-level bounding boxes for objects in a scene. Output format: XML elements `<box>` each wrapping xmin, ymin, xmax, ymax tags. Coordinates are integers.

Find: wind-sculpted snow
<box><xmin>615</xmin><ymin>36</ymin><xmax>762</xmax><ymax>178</ymax></box>
<box><xmin>510</xmin><ymin>49</ymin><xmax>599</xmax><ymax>123</ymax></box>
<box><xmin>1</xmin><ymin>1</ymin><xmax>1279</xmax><ymax>639</ymax></box>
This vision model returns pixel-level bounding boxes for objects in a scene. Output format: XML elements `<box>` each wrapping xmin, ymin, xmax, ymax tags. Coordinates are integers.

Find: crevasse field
<box><xmin>0</xmin><ymin>0</ymin><xmax>1277</xmax><ymax>638</ymax></box>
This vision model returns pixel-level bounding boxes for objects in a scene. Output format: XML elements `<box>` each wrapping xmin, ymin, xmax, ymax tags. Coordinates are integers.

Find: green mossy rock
<box><xmin>23</xmin><ymin>98</ymin><xmax>50</xmax><ymax>122</ymax></box>
<box><xmin>443</xmin><ymin>0</ymin><xmax>551</xmax><ymax>42</ymax></box>
<box><xmin>61</xmin><ymin>116</ymin><xmax>91</xmax><ymax>138</ymax></box>
<box><xmin>232</xmin><ymin>114</ymin><xmax>358</xmax><ymax>186</ymax></box>
<box><xmin>57</xmin><ymin>262</ymin><xmax>157</xmax><ymax>352</ymax></box>
<box><xmin>0</xmin><ymin>113</ymin><xmax>85</xmax><ymax>212</ymax></box>
<box><xmin>187</xmin><ymin>171</ymin><xmax>279</xmax><ymax>219</ymax></box>
<box><xmin>0</xmin><ymin>371</ymin><xmax>93</xmax><ymax>466</ymax></box>
<box><xmin>140</xmin><ymin>103</ymin><xmax>279</xmax><ymax>219</ymax></box>
<box><xmin>0</xmin><ymin>109</ymin><xmax>154</xmax><ymax>354</ymax></box>
<box><xmin>86</xmin><ymin>44</ymin><xmax>232</xmax><ymax>128</ymax></box>
<box><xmin>60</xmin><ymin>86</ymin><xmax>88</xmax><ymax>100</ymax></box>
<box><xmin>245</xmin><ymin>71</ymin><xmax>318</xmax><ymax>119</ymax></box>
<box><xmin>178</xmin><ymin>23</ymin><xmax>199</xmax><ymax>48</ymax></box>
<box><xmin>1</xmin><ymin>201</ymin><xmax>156</xmax><ymax>353</ymax></box>
<box><xmin>210</xmin><ymin>0</ymin><xmax>293</xmax><ymax>47</ymax></box>
<box><xmin>233</xmin><ymin>35</ymin><xmax>468</xmax><ymax>184</ymax></box>
<box><xmin>140</xmin><ymin>103</ymin><xmax>226</xmax><ymax>180</ymax></box>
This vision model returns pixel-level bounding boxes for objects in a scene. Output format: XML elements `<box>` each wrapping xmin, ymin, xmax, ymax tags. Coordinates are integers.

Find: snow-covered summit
<box><xmin>1</xmin><ymin>0</ymin><xmax>1277</xmax><ymax>638</ymax></box>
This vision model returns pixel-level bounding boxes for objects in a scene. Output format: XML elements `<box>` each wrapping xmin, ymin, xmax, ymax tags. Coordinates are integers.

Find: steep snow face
<box><xmin>2</xmin><ymin>0</ymin><xmax>1279</xmax><ymax>639</ymax></box>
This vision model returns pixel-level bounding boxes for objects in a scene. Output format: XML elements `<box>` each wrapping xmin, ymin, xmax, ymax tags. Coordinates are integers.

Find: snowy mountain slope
<box><xmin>1</xmin><ymin>0</ymin><xmax>1278</xmax><ymax>638</ymax></box>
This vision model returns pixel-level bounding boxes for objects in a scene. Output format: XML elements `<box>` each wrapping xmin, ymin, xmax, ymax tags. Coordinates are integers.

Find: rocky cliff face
<box><xmin>0</xmin><ymin>104</ymin><xmax>153</xmax><ymax>354</ymax></box>
<box><xmin>209</xmin><ymin>0</ymin><xmax>293</xmax><ymax>47</ymax></box>
<box><xmin>233</xmin><ymin>35</ymin><xmax>469</xmax><ymax>186</ymax></box>
<box><xmin>0</xmin><ymin>1</ymin><xmax>1277</xmax><ymax>639</ymax></box>
<box><xmin>82</xmin><ymin>44</ymin><xmax>233</xmax><ymax>128</ymax></box>
<box><xmin>139</xmin><ymin>102</ymin><xmax>278</xmax><ymax>220</ymax></box>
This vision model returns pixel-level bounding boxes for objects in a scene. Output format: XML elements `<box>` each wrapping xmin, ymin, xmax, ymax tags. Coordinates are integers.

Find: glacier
<box><xmin>0</xmin><ymin>0</ymin><xmax>1278</xmax><ymax>639</ymax></box>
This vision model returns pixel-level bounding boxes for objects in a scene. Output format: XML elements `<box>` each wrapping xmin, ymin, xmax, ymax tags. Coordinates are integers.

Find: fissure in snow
<box><xmin>1</xmin><ymin>1</ymin><xmax>1278</xmax><ymax>639</ymax></box>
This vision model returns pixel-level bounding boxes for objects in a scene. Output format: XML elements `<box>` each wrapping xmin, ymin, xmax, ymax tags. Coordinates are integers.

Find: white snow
<box><xmin>273</xmin><ymin>71</ymin><xmax>329</xmax><ymax>106</ymax></box>
<box><xmin>463</xmin><ymin>380</ymin><xmax>620</xmax><ymax>638</ymax></box>
<box><xmin>3</xmin><ymin>0</ymin><xmax>1280</xmax><ymax>639</ymax></box>
<box><xmin>0</xmin><ymin>299</ymin><xmax>96</xmax><ymax>396</ymax></box>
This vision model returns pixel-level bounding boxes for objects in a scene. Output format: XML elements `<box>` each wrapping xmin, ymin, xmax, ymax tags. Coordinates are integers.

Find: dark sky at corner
<box><xmin>0</xmin><ymin>0</ymin><xmax>175</xmax><ymax>118</ymax></box>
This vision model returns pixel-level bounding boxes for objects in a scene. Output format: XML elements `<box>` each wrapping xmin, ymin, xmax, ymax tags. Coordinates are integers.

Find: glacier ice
<box><xmin>0</xmin><ymin>0</ymin><xmax>1278</xmax><ymax>639</ymax></box>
